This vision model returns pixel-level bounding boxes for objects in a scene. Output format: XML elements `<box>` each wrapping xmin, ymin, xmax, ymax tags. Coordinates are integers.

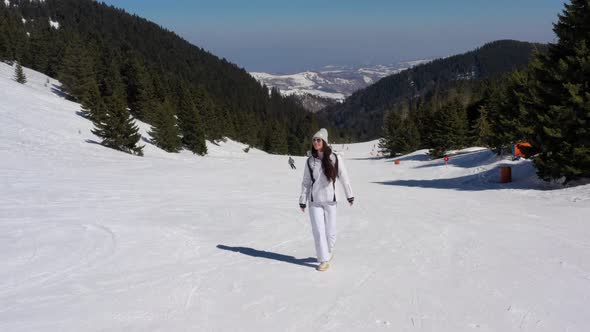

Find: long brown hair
<box><xmin>311</xmin><ymin>140</ymin><xmax>338</xmax><ymax>183</ymax></box>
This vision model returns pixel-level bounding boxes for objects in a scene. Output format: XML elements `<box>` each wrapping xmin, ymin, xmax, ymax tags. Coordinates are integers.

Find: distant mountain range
<box><xmin>250</xmin><ymin>61</ymin><xmax>431</xmax><ymax>105</ymax></box>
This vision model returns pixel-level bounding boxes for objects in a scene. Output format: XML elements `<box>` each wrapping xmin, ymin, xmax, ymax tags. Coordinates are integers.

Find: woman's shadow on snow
<box><xmin>216</xmin><ymin>245</ymin><xmax>317</xmax><ymax>269</ymax></box>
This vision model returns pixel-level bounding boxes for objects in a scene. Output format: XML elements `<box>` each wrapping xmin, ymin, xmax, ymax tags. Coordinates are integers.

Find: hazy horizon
<box><xmin>101</xmin><ymin>0</ymin><xmax>565</xmax><ymax>73</ymax></box>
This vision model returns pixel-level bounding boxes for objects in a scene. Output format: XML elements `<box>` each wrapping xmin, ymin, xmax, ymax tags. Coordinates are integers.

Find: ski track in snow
<box><xmin>1</xmin><ymin>62</ymin><xmax>590</xmax><ymax>331</ymax></box>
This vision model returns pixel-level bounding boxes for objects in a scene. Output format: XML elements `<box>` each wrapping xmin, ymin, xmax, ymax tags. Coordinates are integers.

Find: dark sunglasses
<box><xmin>312</xmin><ymin>138</ymin><xmax>323</xmax><ymax>143</ymax></box>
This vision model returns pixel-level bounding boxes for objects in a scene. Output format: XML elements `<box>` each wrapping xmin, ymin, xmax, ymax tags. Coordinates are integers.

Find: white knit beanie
<box><xmin>313</xmin><ymin>128</ymin><xmax>329</xmax><ymax>145</ymax></box>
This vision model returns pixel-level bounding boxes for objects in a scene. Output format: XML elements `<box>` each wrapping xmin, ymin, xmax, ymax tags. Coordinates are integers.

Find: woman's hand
<box><xmin>347</xmin><ymin>197</ymin><xmax>354</xmax><ymax>206</ymax></box>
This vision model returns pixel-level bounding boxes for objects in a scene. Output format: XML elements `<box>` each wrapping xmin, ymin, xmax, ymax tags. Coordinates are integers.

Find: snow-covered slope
<box><xmin>250</xmin><ymin>60</ymin><xmax>431</xmax><ymax>102</ymax></box>
<box><xmin>1</xmin><ymin>62</ymin><xmax>590</xmax><ymax>332</ymax></box>
<box><xmin>0</xmin><ymin>61</ymin><xmax>266</xmax><ymax>160</ymax></box>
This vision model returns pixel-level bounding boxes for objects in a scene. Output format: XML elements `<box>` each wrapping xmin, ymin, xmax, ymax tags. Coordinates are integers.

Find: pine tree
<box><xmin>414</xmin><ymin>103</ymin><xmax>435</xmax><ymax>149</ymax></box>
<box><xmin>80</xmin><ymin>80</ymin><xmax>104</xmax><ymax>121</ymax></box>
<box><xmin>219</xmin><ymin>103</ymin><xmax>236</xmax><ymax>138</ymax></box>
<box><xmin>379</xmin><ymin>111</ymin><xmax>421</xmax><ymax>156</ymax></box>
<box><xmin>287</xmin><ymin>133</ymin><xmax>304</xmax><ymax>156</ymax></box>
<box><xmin>396</xmin><ymin>118</ymin><xmax>421</xmax><ymax>153</ymax></box>
<box><xmin>91</xmin><ymin>96</ymin><xmax>144</xmax><ymax>156</ymax></box>
<box><xmin>236</xmin><ymin>111</ymin><xmax>260</xmax><ymax>147</ymax></box>
<box><xmin>92</xmin><ymin>61</ymin><xmax>143</xmax><ymax>156</ymax></box>
<box><xmin>486</xmin><ymin>70</ymin><xmax>532</xmax><ymax>153</ymax></box>
<box><xmin>429</xmin><ymin>99</ymin><xmax>468</xmax><ymax>158</ymax></box>
<box><xmin>177</xmin><ymin>85</ymin><xmax>207</xmax><ymax>155</ymax></box>
<box><xmin>195</xmin><ymin>86</ymin><xmax>223</xmax><ymax>142</ymax></box>
<box><xmin>472</xmin><ymin>105</ymin><xmax>492</xmax><ymax>147</ymax></box>
<box><xmin>123</xmin><ymin>56</ymin><xmax>156</xmax><ymax>121</ymax></box>
<box><xmin>0</xmin><ymin>10</ymin><xmax>10</xmax><ymax>59</ymax></box>
<box><xmin>58</xmin><ymin>35</ymin><xmax>96</xmax><ymax>101</ymax></box>
<box><xmin>149</xmin><ymin>99</ymin><xmax>182</xmax><ymax>153</ymax></box>
<box><xmin>446</xmin><ymin>98</ymin><xmax>469</xmax><ymax>148</ymax></box>
<box><xmin>264</xmin><ymin>120</ymin><xmax>289</xmax><ymax>155</ymax></box>
<box><xmin>28</xmin><ymin>26</ymin><xmax>52</xmax><ymax>74</ymax></box>
<box><xmin>378</xmin><ymin>110</ymin><xmax>402</xmax><ymax>157</ymax></box>
<box><xmin>519</xmin><ymin>0</ymin><xmax>590</xmax><ymax>182</ymax></box>
<box><xmin>14</xmin><ymin>61</ymin><xmax>26</xmax><ymax>84</ymax></box>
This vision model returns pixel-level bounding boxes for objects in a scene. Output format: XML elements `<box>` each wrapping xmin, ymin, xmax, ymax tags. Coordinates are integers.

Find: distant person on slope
<box><xmin>288</xmin><ymin>156</ymin><xmax>296</xmax><ymax>169</ymax></box>
<box><xmin>299</xmin><ymin>128</ymin><xmax>354</xmax><ymax>272</ymax></box>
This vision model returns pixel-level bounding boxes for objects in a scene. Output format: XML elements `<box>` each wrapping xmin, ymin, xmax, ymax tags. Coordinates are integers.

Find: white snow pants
<box><xmin>309</xmin><ymin>202</ymin><xmax>337</xmax><ymax>263</ymax></box>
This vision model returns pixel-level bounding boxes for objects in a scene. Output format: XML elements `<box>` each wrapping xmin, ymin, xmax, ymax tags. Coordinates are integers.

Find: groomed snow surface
<box><xmin>1</xmin><ymin>62</ymin><xmax>590</xmax><ymax>331</ymax></box>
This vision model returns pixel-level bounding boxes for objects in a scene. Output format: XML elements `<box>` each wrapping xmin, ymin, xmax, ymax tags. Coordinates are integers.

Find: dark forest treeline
<box><xmin>0</xmin><ymin>0</ymin><xmax>339</xmax><ymax>155</ymax></box>
<box><xmin>321</xmin><ymin>40</ymin><xmax>546</xmax><ymax>141</ymax></box>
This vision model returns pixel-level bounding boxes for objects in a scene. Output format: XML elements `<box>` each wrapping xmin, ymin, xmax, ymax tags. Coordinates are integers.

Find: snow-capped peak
<box><xmin>250</xmin><ymin>60</ymin><xmax>431</xmax><ymax>103</ymax></box>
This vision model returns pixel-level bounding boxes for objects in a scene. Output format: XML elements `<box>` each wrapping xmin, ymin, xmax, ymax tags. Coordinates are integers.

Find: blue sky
<box><xmin>101</xmin><ymin>0</ymin><xmax>566</xmax><ymax>73</ymax></box>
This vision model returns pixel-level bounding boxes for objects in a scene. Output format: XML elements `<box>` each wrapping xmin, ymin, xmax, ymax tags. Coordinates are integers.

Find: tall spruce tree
<box><xmin>80</xmin><ymin>80</ymin><xmax>103</xmax><ymax>121</ymax></box>
<box><xmin>472</xmin><ymin>106</ymin><xmax>492</xmax><ymax>147</ymax></box>
<box><xmin>149</xmin><ymin>99</ymin><xmax>182</xmax><ymax>153</ymax></box>
<box><xmin>0</xmin><ymin>9</ymin><xmax>10</xmax><ymax>59</ymax></box>
<box><xmin>91</xmin><ymin>95</ymin><xmax>144</xmax><ymax>156</ymax></box>
<box><xmin>414</xmin><ymin>103</ymin><xmax>436</xmax><ymax>149</ymax></box>
<box><xmin>219</xmin><ymin>103</ymin><xmax>237</xmax><ymax>138</ymax></box>
<box><xmin>14</xmin><ymin>61</ymin><xmax>26</xmax><ymax>84</ymax></box>
<box><xmin>177</xmin><ymin>85</ymin><xmax>207</xmax><ymax>155</ymax></box>
<box><xmin>379</xmin><ymin>110</ymin><xmax>421</xmax><ymax>157</ymax></box>
<box><xmin>92</xmin><ymin>61</ymin><xmax>143</xmax><ymax>156</ymax></box>
<box><xmin>58</xmin><ymin>35</ymin><xmax>96</xmax><ymax>101</ymax></box>
<box><xmin>123</xmin><ymin>56</ymin><xmax>156</xmax><ymax>121</ymax></box>
<box><xmin>28</xmin><ymin>25</ymin><xmax>52</xmax><ymax>74</ymax></box>
<box><xmin>236</xmin><ymin>111</ymin><xmax>261</xmax><ymax>147</ymax></box>
<box><xmin>265</xmin><ymin>120</ymin><xmax>289</xmax><ymax>155</ymax></box>
<box><xmin>195</xmin><ymin>86</ymin><xmax>223</xmax><ymax>142</ymax></box>
<box><xmin>378</xmin><ymin>110</ymin><xmax>402</xmax><ymax>157</ymax></box>
<box><xmin>396</xmin><ymin>118</ymin><xmax>421</xmax><ymax>154</ymax></box>
<box><xmin>520</xmin><ymin>0</ymin><xmax>590</xmax><ymax>182</ymax></box>
<box><xmin>486</xmin><ymin>70</ymin><xmax>533</xmax><ymax>153</ymax></box>
<box><xmin>429</xmin><ymin>99</ymin><xmax>469</xmax><ymax>157</ymax></box>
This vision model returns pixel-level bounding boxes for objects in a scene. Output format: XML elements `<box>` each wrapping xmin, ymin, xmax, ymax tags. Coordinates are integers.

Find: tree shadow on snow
<box><xmin>216</xmin><ymin>245</ymin><xmax>317</xmax><ymax>269</ymax></box>
<box><xmin>350</xmin><ymin>156</ymin><xmax>388</xmax><ymax>161</ymax></box>
<box><xmin>51</xmin><ymin>84</ymin><xmax>69</xmax><ymax>99</ymax></box>
<box><xmin>85</xmin><ymin>139</ymin><xmax>102</xmax><ymax>145</ymax></box>
<box><xmin>374</xmin><ymin>162</ymin><xmax>557</xmax><ymax>191</ymax></box>
<box><xmin>393</xmin><ymin>153</ymin><xmax>432</xmax><ymax>162</ymax></box>
<box><xmin>414</xmin><ymin>150</ymin><xmax>497</xmax><ymax>169</ymax></box>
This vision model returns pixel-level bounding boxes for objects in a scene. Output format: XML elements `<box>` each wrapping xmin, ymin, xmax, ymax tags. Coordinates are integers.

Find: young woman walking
<box><xmin>299</xmin><ymin>128</ymin><xmax>354</xmax><ymax>272</ymax></box>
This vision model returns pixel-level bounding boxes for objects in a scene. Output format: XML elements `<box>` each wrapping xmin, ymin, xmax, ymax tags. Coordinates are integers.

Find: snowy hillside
<box><xmin>1</xmin><ymin>63</ymin><xmax>590</xmax><ymax>332</ymax></box>
<box><xmin>0</xmin><ymin>61</ymin><xmax>266</xmax><ymax>159</ymax></box>
<box><xmin>250</xmin><ymin>60</ymin><xmax>431</xmax><ymax>102</ymax></box>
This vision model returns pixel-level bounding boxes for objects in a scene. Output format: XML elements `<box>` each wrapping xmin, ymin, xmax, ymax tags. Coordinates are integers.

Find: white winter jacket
<box><xmin>299</xmin><ymin>153</ymin><xmax>354</xmax><ymax>207</ymax></box>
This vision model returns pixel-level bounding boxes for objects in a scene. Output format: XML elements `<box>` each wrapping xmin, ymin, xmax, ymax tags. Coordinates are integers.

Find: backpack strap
<box><xmin>307</xmin><ymin>157</ymin><xmax>315</xmax><ymax>202</ymax></box>
<box><xmin>332</xmin><ymin>153</ymin><xmax>338</xmax><ymax>202</ymax></box>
